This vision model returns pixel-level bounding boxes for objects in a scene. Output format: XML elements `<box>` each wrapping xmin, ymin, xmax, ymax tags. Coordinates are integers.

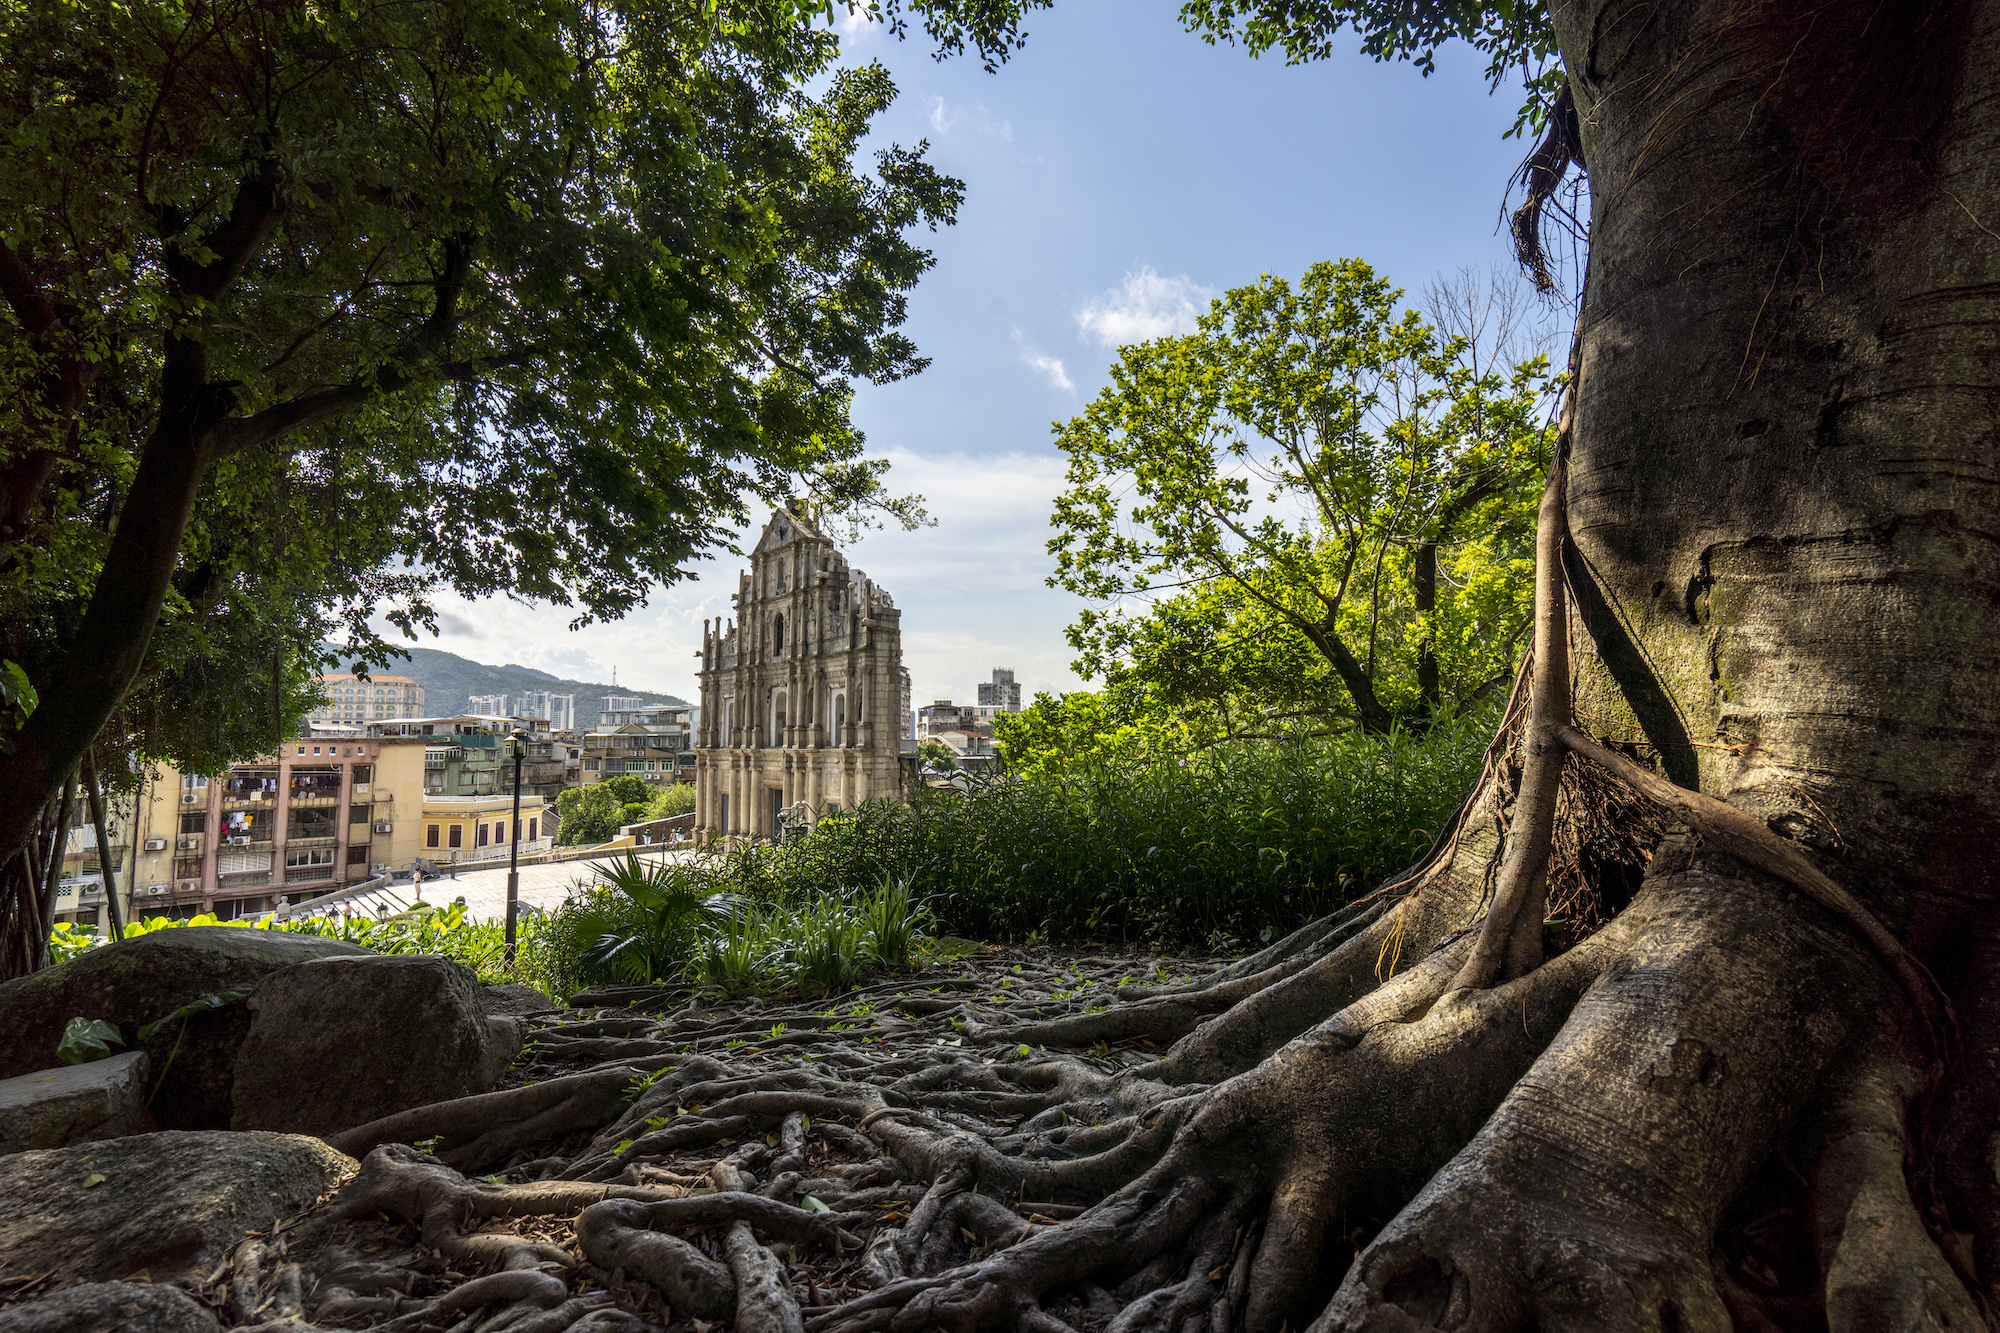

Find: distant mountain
<box><xmin>331</xmin><ymin>645</ymin><xmax>686</xmax><ymax>722</ymax></box>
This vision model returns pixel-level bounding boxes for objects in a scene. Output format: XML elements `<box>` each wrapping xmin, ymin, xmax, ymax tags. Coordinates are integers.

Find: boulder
<box><xmin>481</xmin><ymin>982</ymin><xmax>558</xmax><ymax>1016</ymax></box>
<box><xmin>0</xmin><ymin>928</ymin><xmax>374</xmax><ymax>1130</ymax></box>
<box><xmin>0</xmin><ymin>1281</ymin><xmax>221</xmax><ymax>1333</ymax></box>
<box><xmin>230</xmin><ymin>955</ymin><xmax>516</xmax><ymax>1137</ymax></box>
<box><xmin>0</xmin><ymin>1131</ymin><xmax>354</xmax><ymax>1285</ymax></box>
<box><xmin>0</xmin><ymin>1052</ymin><xmax>153</xmax><ymax>1154</ymax></box>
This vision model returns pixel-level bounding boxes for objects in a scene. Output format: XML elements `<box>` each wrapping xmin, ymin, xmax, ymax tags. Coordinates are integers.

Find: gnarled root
<box><xmin>1322</xmin><ymin>859</ymin><xmax>1881</xmax><ymax>1332</ymax></box>
<box><xmin>815</xmin><ymin>884</ymin><xmax>1655</xmax><ymax>1333</ymax></box>
<box><xmin>325</xmin><ymin>1065</ymin><xmax>644</xmax><ymax>1172</ymax></box>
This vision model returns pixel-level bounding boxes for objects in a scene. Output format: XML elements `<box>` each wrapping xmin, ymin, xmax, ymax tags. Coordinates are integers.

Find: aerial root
<box><xmin>1807</xmin><ymin>1021</ymin><xmax>1987</xmax><ymax>1332</ymax></box>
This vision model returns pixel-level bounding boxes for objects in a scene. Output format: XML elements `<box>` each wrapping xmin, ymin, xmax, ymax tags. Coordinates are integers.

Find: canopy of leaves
<box><xmin>1</xmin><ymin>0</ymin><xmax>960</xmax><ymax>781</ymax></box>
<box><xmin>1046</xmin><ymin>258</ymin><xmax>1553</xmax><ymax>741</ymax></box>
<box><xmin>868</xmin><ymin>0</ymin><xmax>1557</xmax><ymax>131</ymax></box>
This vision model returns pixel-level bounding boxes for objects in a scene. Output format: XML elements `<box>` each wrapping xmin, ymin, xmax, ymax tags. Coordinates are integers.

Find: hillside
<box><xmin>332</xmin><ymin>645</ymin><xmax>686</xmax><ymax>721</ymax></box>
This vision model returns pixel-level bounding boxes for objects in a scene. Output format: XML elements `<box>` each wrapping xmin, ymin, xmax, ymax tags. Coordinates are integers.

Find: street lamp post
<box><xmin>505</xmin><ymin>729</ymin><xmax>527</xmax><ymax>964</ymax></box>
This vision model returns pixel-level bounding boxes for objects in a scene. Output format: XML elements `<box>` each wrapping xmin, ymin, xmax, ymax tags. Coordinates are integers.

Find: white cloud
<box><xmin>1011</xmin><ymin>330</ymin><xmax>1074</xmax><ymax>394</ymax></box>
<box><xmin>366</xmin><ymin>447</ymin><xmax>1090</xmax><ymax>709</ymax></box>
<box><xmin>926</xmin><ymin>96</ymin><xmax>1012</xmax><ymax>142</ymax></box>
<box><xmin>835</xmin><ymin>3</ymin><xmax>875</xmax><ymax>39</ymax></box>
<box><xmin>1074</xmin><ymin>266</ymin><xmax>1215</xmax><ymax>349</ymax></box>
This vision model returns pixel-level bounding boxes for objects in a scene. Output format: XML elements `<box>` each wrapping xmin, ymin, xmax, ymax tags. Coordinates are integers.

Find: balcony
<box><xmin>288</xmin><ymin>794</ymin><xmax>340</xmax><ymax>808</ymax></box>
<box><xmin>284</xmin><ymin>866</ymin><xmax>335</xmax><ymax>884</ymax></box>
<box><xmin>216</xmin><ymin>837</ymin><xmax>273</xmax><ymax>852</ymax></box>
<box><xmin>218</xmin><ymin>871</ymin><xmax>270</xmax><ymax>889</ymax></box>
<box><xmin>221</xmin><ymin>794</ymin><xmax>275</xmax><ymax>808</ymax></box>
<box><xmin>286</xmin><ymin>836</ymin><xmax>337</xmax><ymax>850</ymax></box>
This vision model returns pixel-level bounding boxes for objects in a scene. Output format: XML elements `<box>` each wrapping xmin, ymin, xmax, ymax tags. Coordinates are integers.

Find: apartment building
<box><xmin>130</xmin><ymin>736</ymin><xmax>428</xmax><ymax>920</ymax></box>
<box><xmin>977</xmin><ymin>668</ymin><xmax>1022</xmax><ymax>712</ymax></box>
<box><xmin>367</xmin><ymin>715</ymin><xmax>567</xmax><ymax>802</ymax></box>
<box><xmin>466</xmin><ymin>693</ymin><xmax>510</xmax><ymax>716</ymax></box>
<box><xmin>581</xmin><ymin>703</ymin><xmax>696</xmax><ymax>786</ymax></box>
<box><xmin>47</xmin><ymin>788</ymin><xmax>139</xmax><ymax>929</ymax></box>
<box><xmin>305</xmin><ymin>673</ymin><xmax>425</xmax><ymax>727</ymax></box>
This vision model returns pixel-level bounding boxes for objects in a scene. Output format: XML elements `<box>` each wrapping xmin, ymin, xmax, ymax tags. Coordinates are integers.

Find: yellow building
<box><xmin>415</xmin><ymin>793</ymin><xmax>554</xmax><ymax>867</ymax></box>
<box><xmin>131</xmin><ymin>735</ymin><xmax>430</xmax><ymax>920</ymax></box>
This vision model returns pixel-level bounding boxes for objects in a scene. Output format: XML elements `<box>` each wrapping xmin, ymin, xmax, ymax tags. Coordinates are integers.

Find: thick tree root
<box><xmin>1808</xmin><ymin>1024</ymin><xmax>1987</xmax><ymax>1332</ymax></box>
<box><xmin>1322</xmin><ymin>860</ymin><xmax>1882</xmax><ymax>1331</ymax></box>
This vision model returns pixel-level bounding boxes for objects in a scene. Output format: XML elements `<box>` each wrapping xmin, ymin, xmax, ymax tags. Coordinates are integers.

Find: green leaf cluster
<box><xmin>2</xmin><ymin>0</ymin><xmax>960</xmax><ymax>778</ymax></box>
<box><xmin>1046</xmin><ymin>258</ymin><xmax>1554</xmax><ymax>744</ymax></box>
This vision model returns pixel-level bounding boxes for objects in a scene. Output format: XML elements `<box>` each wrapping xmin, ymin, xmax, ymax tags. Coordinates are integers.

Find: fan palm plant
<box><xmin>561</xmin><ymin>854</ymin><xmax>736</xmax><ymax>985</ymax></box>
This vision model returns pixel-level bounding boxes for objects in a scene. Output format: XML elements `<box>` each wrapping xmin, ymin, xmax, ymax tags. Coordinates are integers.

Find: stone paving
<box><xmin>295</xmin><ymin>848</ymin><xmax>701</xmax><ymax>924</ymax></box>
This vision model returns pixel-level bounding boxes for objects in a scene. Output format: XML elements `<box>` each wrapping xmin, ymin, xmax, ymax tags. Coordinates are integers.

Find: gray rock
<box><xmin>0</xmin><ymin>928</ymin><xmax>374</xmax><ymax>1130</ymax></box>
<box><xmin>481</xmin><ymin>982</ymin><xmax>559</xmax><ymax>1016</ymax></box>
<box><xmin>0</xmin><ymin>1281</ymin><xmax>221</xmax><ymax>1333</ymax></box>
<box><xmin>0</xmin><ymin>1131</ymin><xmax>353</xmax><ymax>1285</ymax></box>
<box><xmin>0</xmin><ymin>1052</ymin><xmax>153</xmax><ymax>1154</ymax></box>
<box><xmin>230</xmin><ymin>955</ymin><xmax>508</xmax><ymax>1137</ymax></box>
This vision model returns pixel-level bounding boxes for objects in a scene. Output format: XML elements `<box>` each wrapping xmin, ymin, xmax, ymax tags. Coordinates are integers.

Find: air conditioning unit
<box><xmin>176</xmin><ymin>837</ymin><xmax>201</xmax><ymax>850</ymax></box>
<box><xmin>370</xmin><ymin>863</ymin><xmax>387</xmax><ymax>874</ymax></box>
<box><xmin>182</xmin><ymin>792</ymin><xmax>202</xmax><ymax>804</ymax></box>
<box><xmin>148</xmin><ymin>885</ymin><xmax>167</xmax><ymax>896</ymax></box>
<box><xmin>226</xmin><ymin>835</ymin><xmax>249</xmax><ymax>846</ymax></box>
<box><xmin>373</xmin><ymin>821</ymin><xmax>393</xmax><ymax>834</ymax></box>
<box><xmin>143</xmin><ymin>837</ymin><xmax>167</xmax><ymax>851</ymax></box>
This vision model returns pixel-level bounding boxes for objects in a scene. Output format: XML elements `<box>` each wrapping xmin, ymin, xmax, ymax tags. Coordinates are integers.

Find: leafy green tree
<box><xmin>916</xmin><ymin>737</ymin><xmax>960</xmax><ymax>772</ymax></box>
<box><xmin>0</xmin><ymin>0</ymin><xmax>959</xmax><ymax>884</ymax></box>
<box><xmin>1049</xmin><ymin>258</ymin><xmax>1553</xmax><ymax>736</ymax></box>
<box><xmin>554</xmin><ymin>774</ymin><xmax>654</xmax><ymax>846</ymax></box>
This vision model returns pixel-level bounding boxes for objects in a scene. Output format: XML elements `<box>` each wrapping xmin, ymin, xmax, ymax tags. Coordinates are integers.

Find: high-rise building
<box><xmin>466</xmin><ymin>693</ymin><xmax>510</xmax><ymax>716</ymax></box>
<box><xmin>517</xmin><ymin>690</ymin><xmax>575</xmax><ymax>731</ymax></box>
<box><xmin>696</xmin><ymin>506</ymin><xmax>913</xmax><ymax>841</ymax></box>
<box><xmin>977</xmin><ymin>668</ymin><xmax>1022</xmax><ymax>712</ymax></box>
<box><xmin>307</xmin><ymin>673</ymin><xmax>425</xmax><ymax>727</ymax></box>
<box><xmin>600</xmin><ymin>695</ymin><xmax>645</xmax><ymax>723</ymax></box>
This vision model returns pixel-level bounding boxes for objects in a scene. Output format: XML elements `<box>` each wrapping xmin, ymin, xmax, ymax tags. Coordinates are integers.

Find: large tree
<box><xmin>11</xmin><ymin>0</ymin><xmax>2000</xmax><ymax>1330</ymax></box>
<box><xmin>0</xmin><ymin>0</ymin><xmax>960</xmax><ymax>967</ymax></box>
<box><xmin>1048</xmin><ymin>259</ymin><xmax>1551</xmax><ymax>738</ymax></box>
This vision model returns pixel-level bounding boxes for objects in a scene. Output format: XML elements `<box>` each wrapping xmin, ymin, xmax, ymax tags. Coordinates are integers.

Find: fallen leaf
<box><xmin>81</xmin><ymin>1174</ymin><xmax>106</xmax><ymax>1189</ymax></box>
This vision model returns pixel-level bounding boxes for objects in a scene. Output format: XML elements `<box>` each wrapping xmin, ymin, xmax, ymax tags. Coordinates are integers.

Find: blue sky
<box><xmin>393</xmin><ymin>6</ymin><xmax>1546</xmax><ymax>708</ymax></box>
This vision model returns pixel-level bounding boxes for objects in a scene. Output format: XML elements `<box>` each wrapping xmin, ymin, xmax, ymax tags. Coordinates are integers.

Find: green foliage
<box><xmin>280</xmin><ymin>902</ymin><xmax>543</xmax><ymax>988</ymax></box>
<box><xmin>555</xmin><ymin>775</ymin><xmax>655</xmax><ymax>845</ymax></box>
<box><xmin>56</xmin><ymin>1017</ymin><xmax>124</xmax><ymax>1065</ymax></box>
<box><xmin>703</xmin><ymin>717</ymin><xmax>1490</xmax><ymax>947</ymax></box>
<box><xmin>859</xmin><ymin>874</ymin><xmax>933</xmax><ymax>968</ymax></box>
<box><xmin>917</xmin><ymin>737</ymin><xmax>960</xmax><ymax>772</ymax></box>
<box><xmin>565</xmin><ymin>853</ymin><xmax>735</xmax><ymax>985</ymax></box>
<box><xmin>880</xmin><ymin>1</ymin><xmax>1561</xmax><ymax>135</ymax></box>
<box><xmin>136</xmin><ymin>988</ymin><xmax>252</xmax><ymax>1042</ymax></box>
<box><xmin>2</xmin><ymin>0</ymin><xmax>958</xmax><ymax>784</ymax></box>
<box><xmin>1048</xmin><ymin>259</ymin><xmax>1552</xmax><ymax>739</ymax></box>
<box><xmin>648</xmin><ymin>784</ymin><xmax>699</xmax><ymax>820</ymax></box>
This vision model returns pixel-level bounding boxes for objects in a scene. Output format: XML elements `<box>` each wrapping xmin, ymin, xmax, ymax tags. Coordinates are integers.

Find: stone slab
<box><xmin>0</xmin><ymin>1130</ymin><xmax>354</xmax><ymax>1285</ymax></box>
<box><xmin>0</xmin><ymin>1052</ymin><xmax>153</xmax><ymax>1154</ymax></box>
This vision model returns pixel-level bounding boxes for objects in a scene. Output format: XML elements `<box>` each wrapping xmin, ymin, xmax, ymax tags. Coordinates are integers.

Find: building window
<box><xmin>426</xmin><ymin>824</ymin><xmax>440</xmax><ymax>848</ymax></box>
<box><xmin>347</xmin><ymin>845</ymin><xmax>369</xmax><ymax>866</ymax></box>
<box><xmin>448</xmin><ymin>825</ymin><xmax>463</xmax><ymax>849</ymax></box>
<box><xmin>179</xmin><ymin>812</ymin><xmax>206</xmax><ymax>834</ymax></box>
<box><xmin>285</xmin><ymin>848</ymin><xmax>335</xmax><ymax>868</ymax></box>
<box><xmin>477</xmin><ymin>823</ymin><xmax>489</xmax><ymax>848</ymax></box>
<box><xmin>528</xmin><ymin>817</ymin><xmax>538</xmax><ymax>841</ymax></box>
<box><xmin>173</xmin><ymin>857</ymin><xmax>202</xmax><ymax>880</ymax></box>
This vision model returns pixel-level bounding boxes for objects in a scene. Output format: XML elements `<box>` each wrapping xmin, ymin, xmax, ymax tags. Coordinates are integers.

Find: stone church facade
<box><xmin>694</xmin><ymin>507</ymin><xmax>913</xmax><ymax>840</ymax></box>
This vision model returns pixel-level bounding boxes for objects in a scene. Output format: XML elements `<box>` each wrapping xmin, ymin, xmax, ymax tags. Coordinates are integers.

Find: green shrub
<box><xmin>280</xmin><ymin>901</ymin><xmax>540</xmax><ymax>987</ymax></box>
<box><xmin>533</xmin><ymin>853</ymin><xmax>733</xmax><ymax>993</ymax></box>
<box><xmin>684</xmin><ymin>716</ymin><xmax>1490</xmax><ymax>949</ymax></box>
